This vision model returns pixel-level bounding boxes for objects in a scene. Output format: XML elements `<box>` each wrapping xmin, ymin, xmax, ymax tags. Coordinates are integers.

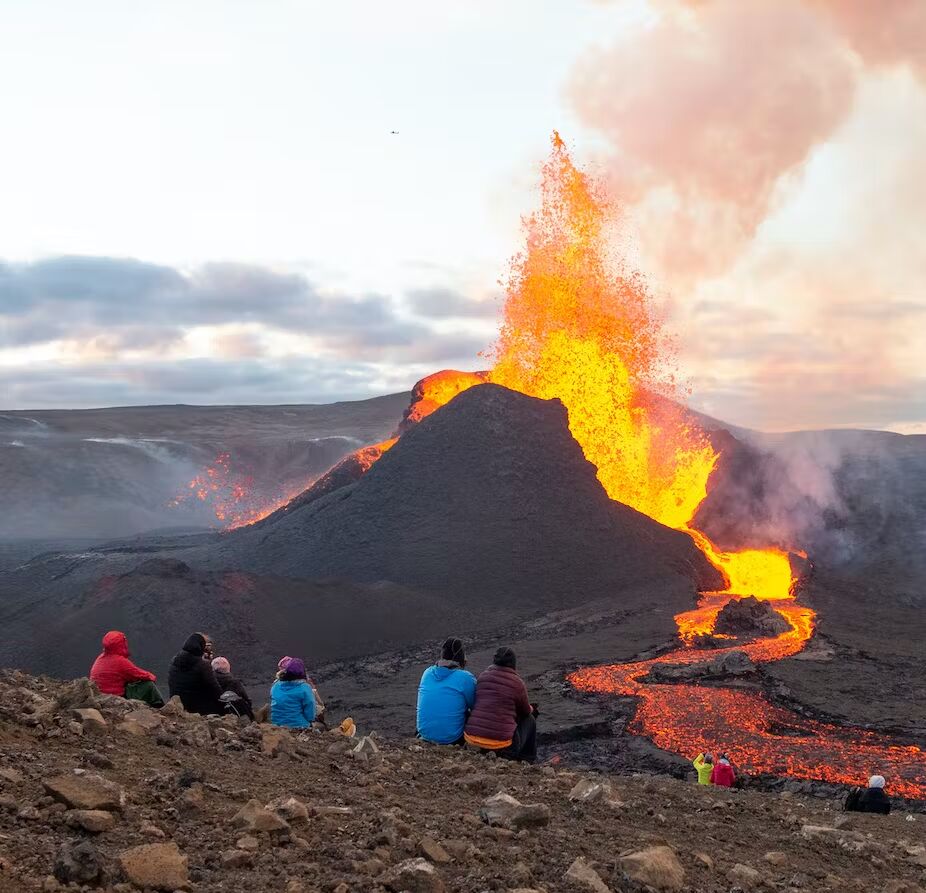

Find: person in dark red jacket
<box><xmin>464</xmin><ymin>647</ymin><xmax>537</xmax><ymax>763</ymax></box>
<box><xmin>710</xmin><ymin>754</ymin><xmax>736</xmax><ymax>787</ymax></box>
<box><xmin>89</xmin><ymin>631</ymin><xmax>164</xmax><ymax>707</ymax></box>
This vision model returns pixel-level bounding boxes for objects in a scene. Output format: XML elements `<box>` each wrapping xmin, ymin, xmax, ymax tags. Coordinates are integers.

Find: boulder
<box><xmin>764</xmin><ymin>851</ymin><xmax>787</xmax><ymax>866</ymax></box>
<box><xmin>383</xmin><ymin>857</ymin><xmax>445</xmax><ymax>893</ymax></box>
<box><xmin>727</xmin><ymin>863</ymin><xmax>763</xmax><ymax>890</ymax></box>
<box><xmin>73</xmin><ymin>708</ymin><xmax>108</xmax><ymax>734</ymax></box>
<box><xmin>647</xmin><ymin>650</ymin><xmax>756</xmax><ymax>683</ymax></box>
<box><xmin>160</xmin><ymin>696</ymin><xmax>187</xmax><ymax>717</ymax></box>
<box><xmin>53</xmin><ymin>840</ymin><xmax>101</xmax><ymax>885</ymax></box>
<box><xmin>480</xmin><ymin>793</ymin><xmax>551</xmax><ymax>830</ymax></box>
<box><xmin>232</xmin><ymin>798</ymin><xmax>289</xmax><ymax>833</ymax></box>
<box><xmin>181</xmin><ymin>722</ymin><xmax>212</xmax><ymax>747</ymax></box>
<box><xmin>54</xmin><ymin>678</ymin><xmax>101</xmax><ymax>712</ymax></box>
<box><xmin>800</xmin><ymin>824</ymin><xmax>867</xmax><ymax>851</ymax></box>
<box><xmin>565</xmin><ymin>856</ymin><xmax>611</xmax><ymax>892</ymax></box>
<box><xmin>116</xmin><ymin>720</ymin><xmax>148</xmax><ymax>737</ymax></box>
<box><xmin>123</xmin><ymin>708</ymin><xmax>163</xmax><ymax>730</ymax></box>
<box><xmin>221</xmin><ymin>849</ymin><xmax>254</xmax><ymax>868</ymax></box>
<box><xmin>353</xmin><ymin>736</ymin><xmax>381</xmax><ymax>761</ymax></box>
<box><xmin>236</xmin><ymin>835</ymin><xmax>260</xmax><ymax>851</ymax></box>
<box><xmin>43</xmin><ymin>773</ymin><xmax>124</xmax><ymax>811</ymax></box>
<box><xmin>568</xmin><ymin>779</ymin><xmax>611</xmax><ymax>804</ymax></box>
<box><xmin>65</xmin><ymin>809</ymin><xmax>117</xmax><ymax>833</ymax></box>
<box><xmin>419</xmin><ymin>837</ymin><xmax>452</xmax><ymax>864</ymax></box>
<box><xmin>0</xmin><ymin>767</ymin><xmax>24</xmax><ymax>785</ymax></box>
<box><xmin>267</xmin><ymin>796</ymin><xmax>309</xmax><ymax>824</ymax></box>
<box><xmin>119</xmin><ymin>842</ymin><xmax>189</xmax><ymax>891</ymax></box>
<box><xmin>262</xmin><ymin>729</ymin><xmax>295</xmax><ymax>757</ymax></box>
<box><xmin>619</xmin><ymin>846</ymin><xmax>685</xmax><ymax>891</ymax></box>
<box><xmin>177</xmin><ymin>783</ymin><xmax>206</xmax><ymax>813</ymax></box>
<box><xmin>714</xmin><ymin>596</ymin><xmax>790</xmax><ymax>637</ymax></box>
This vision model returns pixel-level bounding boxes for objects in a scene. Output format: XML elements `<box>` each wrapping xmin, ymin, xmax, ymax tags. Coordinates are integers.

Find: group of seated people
<box><xmin>416</xmin><ymin>637</ymin><xmax>538</xmax><ymax>762</ymax></box>
<box><xmin>692</xmin><ymin>751</ymin><xmax>736</xmax><ymax>787</ymax></box>
<box><xmin>88</xmin><ymin>631</ymin><xmax>895</xmax><ymax>800</ymax></box>
<box><xmin>89</xmin><ymin>630</ymin><xmax>321</xmax><ymax>728</ymax></box>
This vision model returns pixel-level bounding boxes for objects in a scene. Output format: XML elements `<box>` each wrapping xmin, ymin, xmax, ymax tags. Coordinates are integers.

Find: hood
<box><xmin>173</xmin><ymin>649</ymin><xmax>204</xmax><ymax>670</ymax></box>
<box><xmin>102</xmin><ymin>630</ymin><xmax>129</xmax><ymax>657</ymax></box>
<box><xmin>181</xmin><ymin>633</ymin><xmax>206</xmax><ymax>657</ymax></box>
<box><xmin>430</xmin><ymin>664</ymin><xmax>460</xmax><ymax>680</ymax></box>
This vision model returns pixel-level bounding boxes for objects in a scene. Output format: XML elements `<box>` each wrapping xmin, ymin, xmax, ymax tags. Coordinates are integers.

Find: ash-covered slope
<box><xmin>210</xmin><ymin>384</ymin><xmax>721</xmax><ymax>609</ymax></box>
<box><xmin>0</xmin><ymin>394</ymin><xmax>407</xmax><ymax>540</ymax></box>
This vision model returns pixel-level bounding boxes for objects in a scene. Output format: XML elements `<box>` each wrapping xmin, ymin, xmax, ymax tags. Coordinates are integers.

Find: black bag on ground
<box><xmin>843</xmin><ymin>786</ymin><xmax>862</xmax><ymax>812</ymax></box>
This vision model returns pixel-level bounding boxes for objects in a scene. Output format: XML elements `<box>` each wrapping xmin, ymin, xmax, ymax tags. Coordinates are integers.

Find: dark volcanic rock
<box><xmin>216</xmin><ymin>384</ymin><xmax>722</xmax><ymax>611</ymax></box>
<box><xmin>645</xmin><ymin>650</ymin><xmax>756</xmax><ymax>683</ymax></box>
<box><xmin>714</xmin><ymin>596</ymin><xmax>790</xmax><ymax>638</ymax></box>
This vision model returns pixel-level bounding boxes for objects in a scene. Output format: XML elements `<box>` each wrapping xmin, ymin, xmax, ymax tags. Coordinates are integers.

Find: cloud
<box><xmin>0</xmin><ymin>256</ymin><xmax>425</xmax><ymax>353</ymax></box>
<box><xmin>0</xmin><ymin>255</ymin><xmax>492</xmax><ymax>408</ymax></box>
<box><xmin>406</xmin><ymin>287</ymin><xmax>500</xmax><ymax>319</ymax></box>
<box><xmin>0</xmin><ymin>357</ymin><xmax>398</xmax><ymax>409</ymax></box>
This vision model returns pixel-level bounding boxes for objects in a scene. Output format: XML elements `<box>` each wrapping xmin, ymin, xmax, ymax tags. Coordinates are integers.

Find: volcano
<box><xmin>209</xmin><ymin>383</ymin><xmax>722</xmax><ymax>609</ymax></box>
<box><xmin>0</xmin><ymin>383</ymin><xmax>720</xmax><ymax>683</ymax></box>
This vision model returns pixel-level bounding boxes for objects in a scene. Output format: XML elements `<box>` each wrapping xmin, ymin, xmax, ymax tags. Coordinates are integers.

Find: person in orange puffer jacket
<box><xmin>89</xmin><ymin>631</ymin><xmax>164</xmax><ymax>706</ymax></box>
<box><xmin>710</xmin><ymin>754</ymin><xmax>736</xmax><ymax>787</ymax></box>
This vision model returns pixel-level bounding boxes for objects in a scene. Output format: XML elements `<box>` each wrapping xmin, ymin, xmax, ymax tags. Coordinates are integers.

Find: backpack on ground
<box><xmin>843</xmin><ymin>786</ymin><xmax>862</xmax><ymax>811</ymax></box>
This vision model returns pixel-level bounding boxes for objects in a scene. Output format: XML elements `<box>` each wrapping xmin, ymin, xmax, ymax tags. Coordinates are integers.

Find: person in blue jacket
<box><xmin>416</xmin><ymin>637</ymin><xmax>476</xmax><ymax>745</ymax></box>
<box><xmin>270</xmin><ymin>657</ymin><xmax>317</xmax><ymax>728</ymax></box>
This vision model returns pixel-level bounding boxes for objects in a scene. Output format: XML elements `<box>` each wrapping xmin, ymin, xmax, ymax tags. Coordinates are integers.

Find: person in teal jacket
<box><xmin>417</xmin><ymin>637</ymin><xmax>476</xmax><ymax>745</ymax></box>
<box><xmin>270</xmin><ymin>657</ymin><xmax>316</xmax><ymax>728</ymax></box>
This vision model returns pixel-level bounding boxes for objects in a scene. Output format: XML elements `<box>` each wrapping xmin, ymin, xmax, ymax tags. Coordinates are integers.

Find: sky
<box><xmin>1</xmin><ymin>0</ymin><xmax>924</xmax><ymax>433</ymax></box>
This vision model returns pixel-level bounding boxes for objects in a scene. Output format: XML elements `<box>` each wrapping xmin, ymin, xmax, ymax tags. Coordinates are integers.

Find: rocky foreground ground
<box><xmin>1</xmin><ymin>672</ymin><xmax>925</xmax><ymax>893</ymax></box>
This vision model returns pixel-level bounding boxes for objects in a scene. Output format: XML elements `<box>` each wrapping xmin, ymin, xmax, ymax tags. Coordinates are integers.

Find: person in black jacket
<box><xmin>168</xmin><ymin>633</ymin><xmax>223</xmax><ymax>715</ymax></box>
<box><xmin>211</xmin><ymin>656</ymin><xmax>255</xmax><ymax>720</ymax></box>
<box><xmin>855</xmin><ymin>775</ymin><xmax>891</xmax><ymax>814</ymax></box>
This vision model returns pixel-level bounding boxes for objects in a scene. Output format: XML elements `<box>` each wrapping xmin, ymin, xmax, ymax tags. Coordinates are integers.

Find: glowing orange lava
<box><xmin>488</xmin><ymin>132</ymin><xmax>717</xmax><ymax>529</ymax></box>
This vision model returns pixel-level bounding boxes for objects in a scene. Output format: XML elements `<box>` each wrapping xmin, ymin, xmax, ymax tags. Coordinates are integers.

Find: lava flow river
<box><xmin>569</xmin><ymin>538</ymin><xmax>926</xmax><ymax>801</ymax></box>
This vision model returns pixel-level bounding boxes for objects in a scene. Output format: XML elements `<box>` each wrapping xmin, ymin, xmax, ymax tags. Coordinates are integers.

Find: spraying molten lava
<box><xmin>488</xmin><ymin>133</ymin><xmax>717</xmax><ymax>529</ymax></box>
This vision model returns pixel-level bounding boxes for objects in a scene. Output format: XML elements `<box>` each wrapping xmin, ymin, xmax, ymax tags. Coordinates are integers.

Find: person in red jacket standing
<box><xmin>710</xmin><ymin>754</ymin><xmax>736</xmax><ymax>787</ymax></box>
<box><xmin>89</xmin><ymin>631</ymin><xmax>164</xmax><ymax>707</ymax></box>
<box><xmin>464</xmin><ymin>647</ymin><xmax>538</xmax><ymax>763</ymax></box>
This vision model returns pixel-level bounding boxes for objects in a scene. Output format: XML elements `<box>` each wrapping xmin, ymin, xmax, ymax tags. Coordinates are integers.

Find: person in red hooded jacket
<box><xmin>710</xmin><ymin>754</ymin><xmax>736</xmax><ymax>788</ymax></box>
<box><xmin>89</xmin><ymin>631</ymin><xmax>164</xmax><ymax>707</ymax></box>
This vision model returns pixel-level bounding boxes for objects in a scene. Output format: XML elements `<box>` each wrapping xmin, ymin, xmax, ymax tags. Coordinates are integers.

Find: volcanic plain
<box><xmin>1</xmin><ymin>383</ymin><xmax>925</xmax><ymax>795</ymax></box>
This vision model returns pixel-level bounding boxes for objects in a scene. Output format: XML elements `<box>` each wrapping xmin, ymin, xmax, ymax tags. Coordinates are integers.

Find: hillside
<box><xmin>2</xmin><ymin>671</ymin><xmax>924</xmax><ymax>893</ymax></box>
<box><xmin>0</xmin><ymin>385</ymin><xmax>719</xmax><ymax>687</ymax></box>
<box><xmin>0</xmin><ymin>394</ymin><xmax>408</xmax><ymax>539</ymax></box>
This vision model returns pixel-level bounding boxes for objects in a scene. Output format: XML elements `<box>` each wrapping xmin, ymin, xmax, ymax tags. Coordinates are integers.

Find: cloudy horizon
<box><xmin>1</xmin><ymin>0</ymin><xmax>924</xmax><ymax>434</ymax></box>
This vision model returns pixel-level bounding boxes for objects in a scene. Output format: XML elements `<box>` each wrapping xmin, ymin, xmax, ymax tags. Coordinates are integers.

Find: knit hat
<box><xmin>283</xmin><ymin>657</ymin><xmax>306</xmax><ymax>678</ymax></box>
<box><xmin>441</xmin><ymin>637</ymin><xmax>466</xmax><ymax>666</ymax></box>
<box><xmin>493</xmin><ymin>646</ymin><xmax>517</xmax><ymax>669</ymax></box>
<box><xmin>869</xmin><ymin>775</ymin><xmax>886</xmax><ymax>789</ymax></box>
<box><xmin>278</xmin><ymin>656</ymin><xmax>292</xmax><ymax>671</ymax></box>
<box><xmin>211</xmin><ymin>657</ymin><xmax>231</xmax><ymax>674</ymax></box>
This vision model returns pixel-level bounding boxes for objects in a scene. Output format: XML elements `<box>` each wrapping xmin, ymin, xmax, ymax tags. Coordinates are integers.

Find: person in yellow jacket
<box><xmin>693</xmin><ymin>752</ymin><xmax>714</xmax><ymax>785</ymax></box>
